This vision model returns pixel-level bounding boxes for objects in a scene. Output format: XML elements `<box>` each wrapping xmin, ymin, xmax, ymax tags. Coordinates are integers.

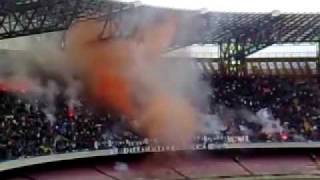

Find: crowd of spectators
<box><xmin>209</xmin><ymin>75</ymin><xmax>320</xmax><ymax>142</ymax></box>
<box><xmin>0</xmin><ymin>89</ymin><xmax>144</xmax><ymax>161</ymax></box>
<box><xmin>0</xmin><ymin>74</ymin><xmax>320</xmax><ymax>161</ymax></box>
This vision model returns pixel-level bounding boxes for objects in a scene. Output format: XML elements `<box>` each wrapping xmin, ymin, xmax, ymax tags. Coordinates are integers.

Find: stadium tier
<box><xmin>0</xmin><ymin>74</ymin><xmax>319</xmax><ymax>162</ymax></box>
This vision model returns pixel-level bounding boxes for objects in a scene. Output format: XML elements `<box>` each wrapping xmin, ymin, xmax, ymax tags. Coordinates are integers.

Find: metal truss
<box><xmin>195</xmin><ymin>57</ymin><xmax>318</xmax><ymax>76</ymax></box>
<box><xmin>169</xmin><ymin>11</ymin><xmax>320</xmax><ymax>74</ymax></box>
<box><xmin>0</xmin><ymin>0</ymin><xmax>134</xmax><ymax>40</ymax></box>
<box><xmin>0</xmin><ymin>2</ymin><xmax>319</xmax><ymax>44</ymax></box>
<box><xmin>198</xmin><ymin>13</ymin><xmax>320</xmax><ymax>74</ymax></box>
<box><xmin>203</xmin><ymin>13</ymin><xmax>320</xmax><ymax>44</ymax></box>
<box><xmin>0</xmin><ymin>1</ymin><xmax>319</xmax><ymax>76</ymax></box>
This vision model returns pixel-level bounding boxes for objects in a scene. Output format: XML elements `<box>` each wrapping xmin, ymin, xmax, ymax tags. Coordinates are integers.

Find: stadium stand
<box><xmin>0</xmin><ymin>1</ymin><xmax>319</xmax><ymax>180</ymax></box>
<box><xmin>0</xmin><ymin>73</ymin><xmax>319</xmax><ymax>161</ymax></box>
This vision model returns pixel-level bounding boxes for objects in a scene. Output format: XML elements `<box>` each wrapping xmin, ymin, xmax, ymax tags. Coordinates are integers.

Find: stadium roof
<box><xmin>199</xmin><ymin>13</ymin><xmax>320</xmax><ymax>43</ymax></box>
<box><xmin>0</xmin><ymin>0</ymin><xmax>319</xmax><ymax>60</ymax></box>
<box><xmin>171</xmin><ymin>12</ymin><xmax>320</xmax><ymax>49</ymax></box>
<box><xmin>118</xmin><ymin>0</ymin><xmax>320</xmax><ymax>13</ymax></box>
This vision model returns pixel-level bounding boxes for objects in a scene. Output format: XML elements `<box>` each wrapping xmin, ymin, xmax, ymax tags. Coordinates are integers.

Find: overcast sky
<box><xmin>119</xmin><ymin>0</ymin><xmax>320</xmax><ymax>13</ymax></box>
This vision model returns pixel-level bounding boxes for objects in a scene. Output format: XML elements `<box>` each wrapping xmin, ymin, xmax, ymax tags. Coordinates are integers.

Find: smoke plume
<box><xmin>211</xmin><ymin>105</ymin><xmax>283</xmax><ymax>136</ymax></box>
<box><xmin>64</xmin><ymin>12</ymin><xmax>207</xmax><ymax>146</ymax></box>
<box><xmin>0</xmin><ymin>32</ymin><xmax>81</xmax><ymax>125</ymax></box>
<box><xmin>0</xmin><ymin>10</ymin><xmax>209</xmax><ymax>146</ymax></box>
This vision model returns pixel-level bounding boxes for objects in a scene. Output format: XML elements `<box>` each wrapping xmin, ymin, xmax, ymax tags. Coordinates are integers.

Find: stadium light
<box><xmin>122</xmin><ymin>0</ymin><xmax>320</xmax><ymax>13</ymax></box>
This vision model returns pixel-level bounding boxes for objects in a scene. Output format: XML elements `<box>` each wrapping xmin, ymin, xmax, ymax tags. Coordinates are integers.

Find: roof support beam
<box><xmin>0</xmin><ymin>0</ymin><xmax>134</xmax><ymax>40</ymax></box>
<box><xmin>0</xmin><ymin>2</ymin><xmax>319</xmax><ymax>51</ymax></box>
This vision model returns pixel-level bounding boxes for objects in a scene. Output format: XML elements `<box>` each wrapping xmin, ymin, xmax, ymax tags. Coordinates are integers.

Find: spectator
<box><xmin>1</xmin><ymin>74</ymin><xmax>320</xmax><ymax>161</ymax></box>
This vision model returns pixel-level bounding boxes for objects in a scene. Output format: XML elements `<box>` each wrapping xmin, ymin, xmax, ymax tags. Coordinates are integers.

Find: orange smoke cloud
<box><xmin>136</xmin><ymin>92</ymin><xmax>197</xmax><ymax>145</ymax></box>
<box><xmin>65</xmin><ymin>13</ymin><xmax>198</xmax><ymax>145</ymax></box>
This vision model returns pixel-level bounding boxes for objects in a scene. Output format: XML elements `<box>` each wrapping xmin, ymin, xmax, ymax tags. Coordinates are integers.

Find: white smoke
<box><xmin>256</xmin><ymin>108</ymin><xmax>283</xmax><ymax>134</ymax></box>
<box><xmin>0</xmin><ymin>32</ymin><xmax>81</xmax><ymax>125</ymax></box>
<box><xmin>202</xmin><ymin>105</ymin><xmax>284</xmax><ymax>136</ymax></box>
<box><xmin>199</xmin><ymin>114</ymin><xmax>227</xmax><ymax>134</ymax></box>
<box><xmin>238</xmin><ymin>108</ymin><xmax>283</xmax><ymax>134</ymax></box>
